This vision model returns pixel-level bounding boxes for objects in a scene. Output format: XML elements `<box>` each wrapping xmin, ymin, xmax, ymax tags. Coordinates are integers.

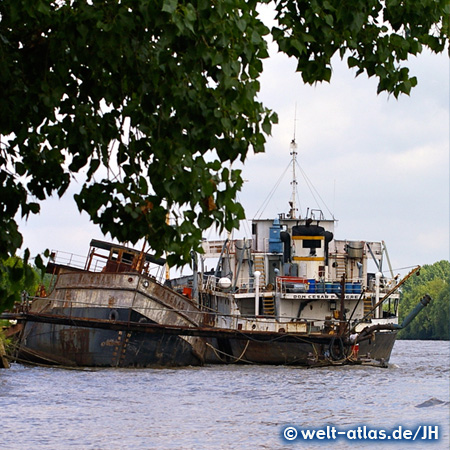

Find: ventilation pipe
<box><xmin>254</xmin><ymin>271</ymin><xmax>261</xmax><ymax>316</ymax></box>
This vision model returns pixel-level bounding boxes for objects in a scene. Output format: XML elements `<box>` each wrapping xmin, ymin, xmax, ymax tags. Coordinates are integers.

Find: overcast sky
<box><xmin>19</xmin><ymin>28</ymin><xmax>449</xmax><ymax>278</ymax></box>
<box><xmin>240</xmin><ymin>47</ymin><xmax>449</xmax><ymax>275</ymax></box>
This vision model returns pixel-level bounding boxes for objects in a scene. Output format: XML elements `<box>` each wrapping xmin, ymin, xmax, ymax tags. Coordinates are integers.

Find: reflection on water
<box><xmin>1</xmin><ymin>340</ymin><xmax>448</xmax><ymax>449</ymax></box>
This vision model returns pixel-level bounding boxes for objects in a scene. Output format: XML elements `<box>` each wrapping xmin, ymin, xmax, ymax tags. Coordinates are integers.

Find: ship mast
<box><xmin>289</xmin><ymin>138</ymin><xmax>298</xmax><ymax>219</ymax></box>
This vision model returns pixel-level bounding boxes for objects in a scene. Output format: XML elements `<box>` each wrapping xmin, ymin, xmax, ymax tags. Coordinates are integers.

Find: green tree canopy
<box><xmin>0</xmin><ymin>256</ymin><xmax>41</xmax><ymax>309</ymax></box>
<box><xmin>0</xmin><ymin>1</ymin><xmax>448</xmax><ymax>310</ymax></box>
<box><xmin>399</xmin><ymin>260</ymin><xmax>450</xmax><ymax>340</ymax></box>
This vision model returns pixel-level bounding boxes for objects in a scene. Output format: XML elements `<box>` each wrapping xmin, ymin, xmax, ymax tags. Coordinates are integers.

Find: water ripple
<box><xmin>0</xmin><ymin>340</ymin><xmax>448</xmax><ymax>449</ymax></box>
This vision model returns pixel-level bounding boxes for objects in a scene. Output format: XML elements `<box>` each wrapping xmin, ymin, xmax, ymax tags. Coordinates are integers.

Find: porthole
<box><xmin>109</xmin><ymin>309</ymin><xmax>119</xmax><ymax>322</ymax></box>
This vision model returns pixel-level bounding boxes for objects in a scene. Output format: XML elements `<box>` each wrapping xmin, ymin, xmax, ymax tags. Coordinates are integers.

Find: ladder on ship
<box><xmin>253</xmin><ymin>254</ymin><xmax>273</xmax><ymax>315</ymax></box>
<box><xmin>334</xmin><ymin>255</ymin><xmax>346</xmax><ymax>283</ymax></box>
<box><xmin>253</xmin><ymin>254</ymin><xmax>266</xmax><ymax>286</ymax></box>
<box><xmin>363</xmin><ymin>297</ymin><xmax>373</xmax><ymax>319</ymax></box>
<box><xmin>262</xmin><ymin>295</ymin><xmax>275</xmax><ymax>316</ymax></box>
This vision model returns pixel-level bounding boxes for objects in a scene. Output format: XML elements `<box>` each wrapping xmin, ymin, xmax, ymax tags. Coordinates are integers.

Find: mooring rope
<box><xmin>205</xmin><ymin>340</ymin><xmax>252</xmax><ymax>364</ymax></box>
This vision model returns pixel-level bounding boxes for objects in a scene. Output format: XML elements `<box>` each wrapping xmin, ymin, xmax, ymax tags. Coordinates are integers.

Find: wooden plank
<box><xmin>0</xmin><ymin>339</ymin><xmax>10</xmax><ymax>369</ymax></box>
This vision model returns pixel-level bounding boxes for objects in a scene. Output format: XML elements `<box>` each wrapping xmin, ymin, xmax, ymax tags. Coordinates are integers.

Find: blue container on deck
<box><xmin>345</xmin><ymin>282</ymin><xmax>353</xmax><ymax>294</ymax></box>
<box><xmin>325</xmin><ymin>282</ymin><xmax>333</xmax><ymax>293</ymax></box>
<box><xmin>308</xmin><ymin>279</ymin><xmax>316</xmax><ymax>293</ymax></box>
<box><xmin>316</xmin><ymin>282</ymin><xmax>325</xmax><ymax>293</ymax></box>
<box><xmin>333</xmin><ymin>282</ymin><xmax>341</xmax><ymax>294</ymax></box>
<box><xmin>353</xmin><ymin>282</ymin><xmax>362</xmax><ymax>294</ymax></box>
<box><xmin>269</xmin><ymin>217</ymin><xmax>283</xmax><ymax>253</ymax></box>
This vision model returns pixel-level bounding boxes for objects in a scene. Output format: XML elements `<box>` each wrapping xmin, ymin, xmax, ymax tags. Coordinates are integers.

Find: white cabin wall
<box><xmin>278</xmin><ymin>298</ymin><xmax>365</xmax><ymax>320</ymax></box>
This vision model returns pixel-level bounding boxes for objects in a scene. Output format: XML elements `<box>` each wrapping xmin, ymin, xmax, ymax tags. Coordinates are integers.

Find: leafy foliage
<box><xmin>1</xmin><ymin>0</ymin><xmax>274</xmax><ymax>266</ymax></box>
<box><xmin>398</xmin><ymin>261</ymin><xmax>450</xmax><ymax>340</ymax></box>
<box><xmin>0</xmin><ymin>257</ymin><xmax>41</xmax><ymax>311</ymax></box>
<box><xmin>0</xmin><ymin>1</ymin><xmax>448</xmax><ymax>311</ymax></box>
<box><xmin>272</xmin><ymin>0</ymin><xmax>448</xmax><ymax>96</ymax></box>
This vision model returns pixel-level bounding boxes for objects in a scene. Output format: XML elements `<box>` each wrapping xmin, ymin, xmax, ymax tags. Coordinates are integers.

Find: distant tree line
<box><xmin>0</xmin><ymin>256</ymin><xmax>41</xmax><ymax>312</ymax></box>
<box><xmin>398</xmin><ymin>260</ymin><xmax>449</xmax><ymax>340</ymax></box>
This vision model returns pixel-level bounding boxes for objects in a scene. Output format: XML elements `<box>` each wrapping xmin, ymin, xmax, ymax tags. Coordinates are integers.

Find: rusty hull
<box><xmin>16</xmin><ymin>269</ymin><xmax>206</xmax><ymax>367</ymax></box>
<box><xmin>14</xmin><ymin>310</ymin><xmax>398</xmax><ymax>367</ymax></box>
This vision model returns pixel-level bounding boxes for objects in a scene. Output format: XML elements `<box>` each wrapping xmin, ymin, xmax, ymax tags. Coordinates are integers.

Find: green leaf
<box><xmin>347</xmin><ymin>56</ymin><xmax>359</xmax><ymax>68</ymax></box>
<box><xmin>262</xmin><ymin>117</ymin><xmax>272</xmax><ymax>135</ymax></box>
<box><xmin>162</xmin><ymin>0</ymin><xmax>178</xmax><ymax>14</ymax></box>
<box><xmin>36</xmin><ymin>0</ymin><xmax>51</xmax><ymax>15</ymax></box>
<box><xmin>291</xmin><ymin>39</ymin><xmax>306</xmax><ymax>55</ymax></box>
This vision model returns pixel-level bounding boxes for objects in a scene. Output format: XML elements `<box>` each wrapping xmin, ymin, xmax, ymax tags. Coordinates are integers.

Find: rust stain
<box><xmin>59</xmin><ymin>328</ymin><xmax>90</xmax><ymax>365</ymax></box>
<box><xmin>100</xmin><ymin>339</ymin><xmax>121</xmax><ymax>347</ymax></box>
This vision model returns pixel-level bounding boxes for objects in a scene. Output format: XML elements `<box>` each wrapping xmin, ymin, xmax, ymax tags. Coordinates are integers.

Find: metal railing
<box><xmin>19</xmin><ymin>294</ymin><xmax>334</xmax><ymax>331</ymax></box>
<box><xmin>48</xmin><ymin>250</ymin><xmax>88</xmax><ymax>270</ymax></box>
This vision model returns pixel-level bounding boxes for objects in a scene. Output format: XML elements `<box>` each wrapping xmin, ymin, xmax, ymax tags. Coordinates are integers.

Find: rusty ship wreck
<box><xmin>7</xmin><ymin>140</ymin><xmax>430</xmax><ymax>368</ymax></box>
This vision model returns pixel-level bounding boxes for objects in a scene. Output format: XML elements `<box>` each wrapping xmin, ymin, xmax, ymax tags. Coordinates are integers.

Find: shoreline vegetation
<box><xmin>398</xmin><ymin>260</ymin><xmax>449</xmax><ymax>341</ymax></box>
<box><xmin>0</xmin><ymin>328</ymin><xmax>11</xmax><ymax>368</ymax></box>
<box><xmin>397</xmin><ymin>260</ymin><xmax>450</xmax><ymax>340</ymax></box>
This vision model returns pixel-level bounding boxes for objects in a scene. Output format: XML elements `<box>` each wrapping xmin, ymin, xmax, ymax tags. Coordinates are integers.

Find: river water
<box><xmin>1</xmin><ymin>340</ymin><xmax>448</xmax><ymax>449</ymax></box>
